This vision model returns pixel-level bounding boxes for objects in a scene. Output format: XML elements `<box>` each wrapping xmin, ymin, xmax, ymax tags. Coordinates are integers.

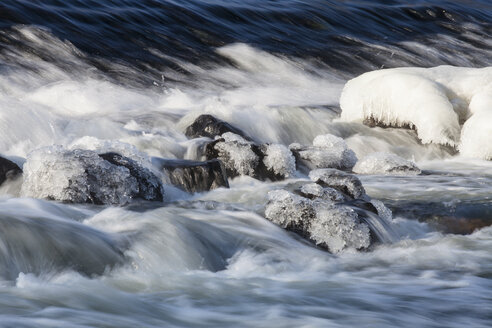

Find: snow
<box><xmin>340</xmin><ymin>66</ymin><xmax>492</xmax><ymax>160</ymax></box>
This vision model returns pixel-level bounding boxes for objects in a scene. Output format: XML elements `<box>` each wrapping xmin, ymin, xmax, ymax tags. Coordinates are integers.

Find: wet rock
<box><xmin>22</xmin><ymin>147</ymin><xmax>164</xmax><ymax>205</ymax></box>
<box><xmin>204</xmin><ymin>133</ymin><xmax>295</xmax><ymax>181</ymax></box>
<box><xmin>265</xmin><ymin>189</ymin><xmax>371</xmax><ymax>253</ymax></box>
<box><xmin>99</xmin><ymin>152</ymin><xmax>164</xmax><ymax>201</ymax></box>
<box><xmin>289</xmin><ymin>134</ymin><xmax>357</xmax><ymax>172</ymax></box>
<box><xmin>157</xmin><ymin>158</ymin><xmax>229</xmax><ymax>193</ymax></box>
<box><xmin>185</xmin><ymin>114</ymin><xmax>251</xmax><ymax>140</ymax></box>
<box><xmin>0</xmin><ymin>156</ymin><xmax>22</xmax><ymax>186</ymax></box>
<box><xmin>353</xmin><ymin>152</ymin><xmax>421</xmax><ymax>175</ymax></box>
<box><xmin>309</xmin><ymin>168</ymin><xmax>366</xmax><ymax>199</ymax></box>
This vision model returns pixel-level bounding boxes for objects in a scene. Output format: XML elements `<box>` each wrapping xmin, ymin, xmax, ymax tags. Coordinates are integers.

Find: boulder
<box><xmin>21</xmin><ymin>147</ymin><xmax>164</xmax><ymax>205</ymax></box>
<box><xmin>156</xmin><ymin>158</ymin><xmax>229</xmax><ymax>193</ymax></box>
<box><xmin>309</xmin><ymin>168</ymin><xmax>366</xmax><ymax>199</ymax></box>
<box><xmin>353</xmin><ymin>152</ymin><xmax>421</xmax><ymax>175</ymax></box>
<box><xmin>204</xmin><ymin>133</ymin><xmax>296</xmax><ymax>181</ymax></box>
<box><xmin>0</xmin><ymin>156</ymin><xmax>22</xmax><ymax>186</ymax></box>
<box><xmin>185</xmin><ymin>114</ymin><xmax>252</xmax><ymax>140</ymax></box>
<box><xmin>289</xmin><ymin>134</ymin><xmax>357</xmax><ymax>172</ymax></box>
<box><xmin>99</xmin><ymin>152</ymin><xmax>164</xmax><ymax>201</ymax></box>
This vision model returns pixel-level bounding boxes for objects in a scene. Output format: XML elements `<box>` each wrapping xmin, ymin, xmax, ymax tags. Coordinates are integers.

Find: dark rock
<box><xmin>185</xmin><ymin>114</ymin><xmax>251</xmax><ymax>140</ymax></box>
<box><xmin>156</xmin><ymin>158</ymin><xmax>229</xmax><ymax>193</ymax></box>
<box><xmin>99</xmin><ymin>152</ymin><xmax>164</xmax><ymax>202</ymax></box>
<box><xmin>204</xmin><ymin>137</ymin><xmax>295</xmax><ymax>181</ymax></box>
<box><xmin>0</xmin><ymin>156</ymin><xmax>22</xmax><ymax>186</ymax></box>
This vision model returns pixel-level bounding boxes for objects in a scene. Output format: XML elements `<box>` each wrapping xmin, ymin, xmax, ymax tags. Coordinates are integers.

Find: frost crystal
<box><xmin>263</xmin><ymin>144</ymin><xmax>296</xmax><ymax>178</ymax></box>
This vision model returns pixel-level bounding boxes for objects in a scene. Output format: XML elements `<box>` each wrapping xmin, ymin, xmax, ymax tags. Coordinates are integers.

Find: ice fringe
<box><xmin>340</xmin><ymin>66</ymin><xmax>492</xmax><ymax>160</ymax></box>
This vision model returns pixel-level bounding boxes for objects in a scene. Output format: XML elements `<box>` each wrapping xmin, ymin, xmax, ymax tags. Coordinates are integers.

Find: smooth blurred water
<box><xmin>0</xmin><ymin>0</ymin><xmax>491</xmax><ymax>327</ymax></box>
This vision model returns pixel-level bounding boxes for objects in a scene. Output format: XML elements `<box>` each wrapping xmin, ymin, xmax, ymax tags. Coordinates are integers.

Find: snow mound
<box><xmin>262</xmin><ymin>144</ymin><xmax>296</xmax><ymax>178</ymax></box>
<box><xmin>340</xmin><ymin>66</ymin><xmax>492</xmax><ymax>160</ymax></box>
<box><xmin>353</xmin><ymin>152</ymin><xmax>421</xmax><ymax>175</ymax></box>
<box><xmin>22</xmin><ymin>146</ymin><xmax>164</xmax><ymax>204</ymax></box>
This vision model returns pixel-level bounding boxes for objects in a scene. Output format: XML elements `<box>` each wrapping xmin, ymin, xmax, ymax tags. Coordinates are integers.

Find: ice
<box><xmin>293</xmin><ymin>134</ymin><xmax>357</xmax><ymax>170</ymax></box>
<box><xmin>353</xmin><ymin>152</ymin><xmax>421</xmax><ymax>175</ymax></box>
<box><xmin>309</xmin><ymin>168</ymin><xmax>366</xmax><ymax>199</ymax></box>
<box><xmin>265</xmin><ymin>190</ymin><xmax>371</xmax><ymax>253</ymax></box>
<box><xmin>21</xmin><ymin>146</ymin><xmax>163</xmax><ymax>204</ymax></box>
<box><xmin>262</xmin><ymin>144</ymin><xmax>296</xmax><ymax>178</ymax></box>
<box><xmin>340</xmin><ymin>66</ymin><xmax>492</xmax><ymax>159</ymax></box>
<box><xmin>264</xmin><ymin>190</ymin><xmax>315</xmax><ymax>228</ymax></box>
<box><xmin>309</xmin><ymin>207</ymin><xmax>371</xmax><ymax>253</ymax></box>
<box><xmin>213</xmin><ymin>138</ymin><xmax>259</xmax><ymax>176</ymax></box>
<box><xmin>299</xmin><ymin>183</ymin><xmax>345</xmax><ymax>202</ymax></box>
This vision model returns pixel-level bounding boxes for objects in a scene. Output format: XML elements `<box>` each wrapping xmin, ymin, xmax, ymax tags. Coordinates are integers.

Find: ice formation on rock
<box><xmin>22</xmin><ymin>147</ymin><xmax>164</xmax><ymax>204</ymax></box>
<box><xmin>309</xmin><ymin>168</ymin><xmax>366</xmax><ymax>199</ymax></box>
<box><xmin>340</xmin><ymin>66</ymin><xmax>492</xmax><ymax>160</ymax></box>
<box><xmin>265</xmin><ymin>189</ymin><xmax>371</xmax><ymax>253</ymax></box>
<box><xmin>353</xmin><ymin>152</ymin><xmax>421</xmax><ymax>175</ymax></box>
<box><xmin>262</xmin><ymin>144</ymin><xmax>296</xmax><ymax>178</ymax></box>
<box><xmin>290</xmin><ymin>134</ymin><xmax>357</xmax><ymax>170</ymax></box>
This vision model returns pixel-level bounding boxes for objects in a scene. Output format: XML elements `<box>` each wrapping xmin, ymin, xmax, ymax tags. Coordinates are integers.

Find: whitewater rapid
<box><xmin>0</xmin><ymin>18</ymin><xmax>490</xmax><ymax>328</ymax></box>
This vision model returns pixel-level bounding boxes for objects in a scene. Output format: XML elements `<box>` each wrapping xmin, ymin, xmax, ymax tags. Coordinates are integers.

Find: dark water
<box><xmin>1</xmin><ymin>0</ymin><xmax>491</xmax><ymax>84</ymax></box>
<box><xmin>0</xmin><ymin>1</ymin><xmax>491</xmax><ymax>327</ymax></box>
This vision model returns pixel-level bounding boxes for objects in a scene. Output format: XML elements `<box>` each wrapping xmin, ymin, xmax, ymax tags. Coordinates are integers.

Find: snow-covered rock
<box><xmin>353</xmin><ymin>152</ymin><xmax>421</xmax><ymax>175</ymax></box>
<box><xmin>340</xmin><ymin>66</ymin><xmax>492</xmax><ymax>160</ymax></box>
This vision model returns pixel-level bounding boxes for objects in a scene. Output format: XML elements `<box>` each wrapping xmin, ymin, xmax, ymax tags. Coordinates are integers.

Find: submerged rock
<box><xmin>353</xmin><ymin>152</ymin><xmax>421</xmax><ymax>175</ymax></box>
<box><xmin>205</xmin><ymin>133</ymin><xmax>296</xmax><ymax>181</ymax></box>
<box><xmin>22</xmin><ymin>147</ymin><xmax>164</xmax><ymax>205</ymax></box>
<box><xmin>290</xmin><ymin>134</ymin><xmax>357</xmax><ymax>171</ymax></box>
<box><xmin>157</xmin><ymin>158</ymin><xmax>229</xmax><ymax>193</ymax></box>
<box><xmin>0</xmin><ymin>214</ymin><xmax>127</xmax><ymax>280</ymax></box>
<box><xmin>0</xmin><ymin>156</ymin><xmax>22</xmax><ymax>186</ymax></box>
<box><xmin>185</xmin><ymin>114</ymin><xmax>251</xmax><ymax>140</ymax></box>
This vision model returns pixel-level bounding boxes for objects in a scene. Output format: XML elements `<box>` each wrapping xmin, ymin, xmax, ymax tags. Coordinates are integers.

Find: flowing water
<box><xmin>0</xmin><ymin>1</ymin><xmax>491</xmax><ymax>327</ymax></box>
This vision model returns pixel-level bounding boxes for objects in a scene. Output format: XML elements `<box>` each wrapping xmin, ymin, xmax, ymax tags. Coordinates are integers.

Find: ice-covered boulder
<box><xmin>205</xmin><ymin>133</ymin><xmax>296</xmax><ymax>181</ymax></box>
<box><xmin>0</xmin><ymin>156</ymin><xmax>22</xmax><ymax>186</ymax></box>
<box><xmin>309</xmin><ymin>168</ymin><xmax>366</xmax><ymax>199</ymax></box>
<box><xmin>298</xmin><ymin>183</ymin><xmax>345</xmax><ymax>202</ymax></box>
<box><xmin>265</xmin><ymin>190</ymin><xmax>371</xmax><ymax>253</ymax></box>
<box><xmin>21</xmin><ymin>147</ymin><xmax>164</xmax><ymax>205</ymax></box>
<box><xmin>340</xmin><ymin>66</ymin><xmax>492</xmax><ymax>160</ymax></box>
<box><xmin>290</xmin><ymin>134</ymin><xmax>357</xmax><ymax>171</ymax></box>
<box><xmin>353</xmin><ymin>152</ymin><xmax>421</xmax><ymax>175</ymax></box>
<box><xmin>185</xmin><ymin>114</ymin><xmax>252</xmax><ymax>140</ymax></box>
<box><xmin>156</xmin><ymin>158</ymin><xmax>229</xmax><ymax>193</ymax></box>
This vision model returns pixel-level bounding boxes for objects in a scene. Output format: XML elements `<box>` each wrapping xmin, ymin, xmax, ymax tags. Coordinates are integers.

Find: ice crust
<box><xmin>263</xmin><ymin>144</ymin><xmax>296</xmax><ymax>178</ymax></box>
<box><xmin>340</xmin><ymin>66</ymin><xmax>492</xmax><ymax>160</ymax></box>
<box><xmin>294</xmin><ymin>134</ymin><xmax>357</xmax><ymax>170</ymax></box>
<box><xmin>309</xmin><ymin>168</ymin><xmax>366</xmax><ymax>199</ymax></box>
<box><xmin>353</xmin><ymin>152</ymin><xmax>421</xmax><ymax>175</ymax></box>
<box><xmin>265</xmin><ymin>189</ymin><xmax>371</xmax><ymax>253</ymax></box>
<box><xmin>213</xmin><ymin>137</ymin><xmax>259</xmax><ymax>176</ymax></box>
<box><xmin>22</xmin><ymin>146</ymin><xmax>163</xmax><ymax>204</ymax></box>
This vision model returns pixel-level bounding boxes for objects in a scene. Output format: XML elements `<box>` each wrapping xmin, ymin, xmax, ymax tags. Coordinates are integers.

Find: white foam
<box><xmin>340</xmin><ymin>66</ymin><xmax>492</xmax><ymax>159</ymax></box>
